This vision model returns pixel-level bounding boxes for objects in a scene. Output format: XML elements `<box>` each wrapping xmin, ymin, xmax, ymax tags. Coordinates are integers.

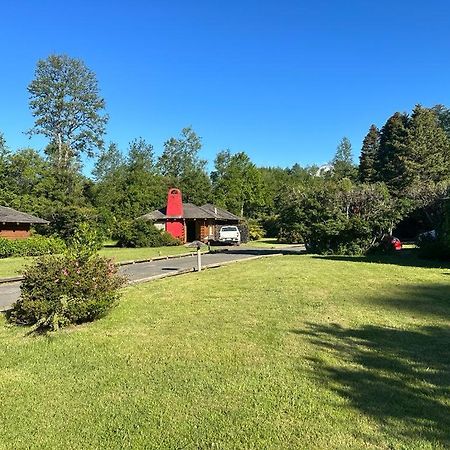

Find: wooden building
<box><xmin>0</xmin><ymin>206</ymin><xmax>49</xmax><ymax>240</ymax></box>
<box><xmin>140</xmin><ymin>188</ymin><xmax>240</xmax><ymax>243</ymax></box>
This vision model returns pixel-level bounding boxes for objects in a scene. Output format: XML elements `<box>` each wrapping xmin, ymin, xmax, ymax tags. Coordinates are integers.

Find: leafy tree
<box><xmin>211</xmin><ymin>150</ymin><xmax>265</xmax><ymax>217</ymax></box>
<box><xmin>277</xmin><ymin>180</ymin><xmax>401</xmax><ymax>254</ymax></box>
<box><xmin>27</xmin><ymin>54</ymin><xmax>108</xmax><ymax>171</ymax></box>
<box><xmin>157</xmin><ymin>127</ymin><xmax>211</xmax><ymax>204</ymax></box>
<box><xmin>332</xmin><ymin>137</ymin><xmax>357</xmax><ymax>180</ymax></box>
<box><xmin>359</xmin><ymin>125</ymin><xmax>380</xmax><ymax>183</ymax></box>
<box><xmin>93</xmin><ymin>139</ymin><xmax>167</xmax><ymax>226</ymax></box>
<box><xmin>93</xmin><ymin>142</ymin><xmax>124</xmax><ymax>181</ymax></box>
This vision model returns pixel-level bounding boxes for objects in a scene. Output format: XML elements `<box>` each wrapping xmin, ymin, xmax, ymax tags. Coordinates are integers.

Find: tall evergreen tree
<box><xmin>358</xmin><ymin>124</ymin><xmax>380</xmax><ymax>183</ymax></box>
<box><xmin>331</xmin><ymin>137</ymin><xmax>357</xmax><ymax>180</ymax></box>
<box><xmin>375</xmin><ymin>112</ymin><xmax>409</xmax><ymax>192</ymax></box>
<box><xmin>403</xmin><ymin>105</ymin><xmax>450</xmax><ymax>185</ymax></box>
<box><xmin>432</xmin><ymin>104</ymin><xmax>450</xmax><ymax>139</ymax></box>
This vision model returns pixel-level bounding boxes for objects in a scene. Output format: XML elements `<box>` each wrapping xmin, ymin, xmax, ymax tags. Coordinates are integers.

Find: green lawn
<box><xmin>1</xmin><ymin>254</ymin><xmax>449</xmax><ymax>449</ymax></box>
<box><xmin>0</xmin><ymin>257</ymin><xmax>32</xmax><ymax>278</ymax></box>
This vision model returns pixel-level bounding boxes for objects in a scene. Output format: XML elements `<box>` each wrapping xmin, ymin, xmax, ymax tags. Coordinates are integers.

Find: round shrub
<box><xmin>9</xmin><ymin>254</ymin><xmax>126</xmax><ymax>331</ymax></box>
<box><xmin>116</xmin><ymin>219</ymin><xmax>181</xmax><ymax>248</ymax></box>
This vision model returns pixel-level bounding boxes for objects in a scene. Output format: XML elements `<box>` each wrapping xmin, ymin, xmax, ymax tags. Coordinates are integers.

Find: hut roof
<box><xmin>0</xmin><ymin>206</ymin><xmax>49</xmax><ymax>224</ymax></box>
<box><xmin>200</xmin><ymin>204</ymin><xmax>240</xmax><ymax>221</ymax></box>
<box><xmin>140</xmin><ymin>203</ymin><xmax>240</xmax><ymax>221</ymax></box>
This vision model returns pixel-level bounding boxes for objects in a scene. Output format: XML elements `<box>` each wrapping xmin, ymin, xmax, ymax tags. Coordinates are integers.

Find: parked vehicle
<box><xmin>218</xmin><ymin>226</ymin><xmax>241</xmax><ymax>245</ymax></box>
<box><xmin>391</xmin><ymin>237</ymin><xmax>402</xmax><ymax>251</ymax></box>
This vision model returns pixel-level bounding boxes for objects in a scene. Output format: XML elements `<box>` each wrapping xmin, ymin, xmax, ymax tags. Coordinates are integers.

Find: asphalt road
<box><xmin>0</xmin><ymin>246</ymin><xmax>304</xmax><ymax>311</ymax></box>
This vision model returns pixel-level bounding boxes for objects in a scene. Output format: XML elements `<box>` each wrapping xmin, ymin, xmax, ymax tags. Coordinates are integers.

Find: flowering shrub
<box><xmin>9</xmin><ymin>224</ymin><xmax>126</xmax><ymax>331</ymax></box>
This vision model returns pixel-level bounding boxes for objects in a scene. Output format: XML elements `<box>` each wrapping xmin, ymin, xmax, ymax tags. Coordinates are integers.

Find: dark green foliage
<box><xmin>41</xmin><ymin>205</ymin><xmax>102</xmax><ymax>242</ymax></box>
<box><xmin>0</xmin><ymin>236</ymin><xmax>66</xmax><ymax>259</ymax></box>
<box><xmin>432</xmin><ymin>104</ymin><xmax>450</xmax><ymax>138</ymax></box>
<box><xmin>9</xmin><ymin>226</ymin><xmax>125</xmax><ymax>331</ymax></box>
<box><xmin>278</xmin><ymin>181</ymin><xmax>400</xmax><ymax>255</ymax></box>
<box><xmin>359</xmin><ymin>125</ymin><xmax>380</xmax><ymax>183</ymax></box>
<box><xmin>116</xmin><ymin>219</ymin><xmax>181</xmax><ymax>248</ymax></box>
<box><xmin>375</xmin><ymin>112</ymin><xmax>409</xmax><ymax>192</ymax></box>
<box><xmin>259</xmin><ymin>215</ymin><xmax>280</xmax><ymax>238</ymax></box>
<box><xmin>93</xmin><ymin>139</ymin><xmax>168</xmax><ymax>223</ymax></box>
<box><xmin>403</xmin><ymin>105</ymin><xmax>450</xmax><ymax>186</ymax></box>
<box><xmin>418</xmin><ymin>198</ymin><xmax>450</xmax><ymax>260</ymax></box>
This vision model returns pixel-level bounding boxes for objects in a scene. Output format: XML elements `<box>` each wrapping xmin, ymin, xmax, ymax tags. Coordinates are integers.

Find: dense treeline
<box><xmin>1</xmin><ymin>54</ymin><xmax>450</xmax><ymax>256</ymax></box>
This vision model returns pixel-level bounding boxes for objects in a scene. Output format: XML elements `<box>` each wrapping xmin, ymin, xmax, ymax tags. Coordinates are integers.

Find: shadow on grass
<box><xmin>373</xmin><ymin>283</ymin><xmax>450</xmax><ymax>319</ymax></box>
<box><xmin>212</xmin><ymin>247</ymin><xmax>306</xmax><ymax>257</ymax></box>
<box><xmin>292</xmin><ymin>284</ymin><xmax>450</xmax><ymax>446</ymax></box>
<box><xmin>312</xmin><ymin>248</ymin><xmax>450</xmax><ymax>270</ymax></box>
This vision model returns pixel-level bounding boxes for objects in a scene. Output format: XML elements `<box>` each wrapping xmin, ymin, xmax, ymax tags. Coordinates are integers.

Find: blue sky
<box><xmin>1</xmin><ymin>0</ymin><xmax>450</xmax><ymax>173</ymax></box>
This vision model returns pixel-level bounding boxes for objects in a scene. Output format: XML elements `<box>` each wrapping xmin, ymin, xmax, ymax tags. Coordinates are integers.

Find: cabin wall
<box><xmin>0</xmin><ymin>223</ymin><xmax>31</xmax><ymax>240</ymax></box>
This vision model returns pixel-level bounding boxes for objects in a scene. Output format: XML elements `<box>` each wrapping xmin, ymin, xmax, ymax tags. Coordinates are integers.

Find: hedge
<box><xmin>0</xmin><ymin>236</ymin><xmax>66</xmax><ymax>259</ymax></box>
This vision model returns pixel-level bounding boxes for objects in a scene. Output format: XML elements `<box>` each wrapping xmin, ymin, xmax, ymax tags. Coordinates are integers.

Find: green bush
<box><xmin>39</xmin><ymin>205</ymin><xmax>105</xmax><ymax>242</ymax></box>
<box><xmin>247</xmin><ymin>219</ymin><xmax>265</xmax><ymax>241</ymax></box>
<box><xmin>9</xmin><ymin>225</ymin><xmax>126</xmax><ymax>331</ymax></box>
<box><xmin>116</xmin><ymin>219</ymin><xmax>181</xmax><ymax>248</ymax></box>
<box><xmin>277</xmin><ymin>181</ymin><xmax>402</xmax><ymax>255</ymax></box>
<box><xmin>9</xmin><ymin>254</ymin><xmax>125</xmax><ymax>331</ymax></box>
<box><xmin>0</xmin><ymin>236</ymin><xmax>66</xmax><ymax>259</ymax></box>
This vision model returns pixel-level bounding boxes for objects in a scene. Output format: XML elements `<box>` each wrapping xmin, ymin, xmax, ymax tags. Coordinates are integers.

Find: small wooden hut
<box><xmin>0</xmin><ymin>206</ymin><xmax>49</xmax><ymax>240</ymax></box>
<box><xmin>140</xmin><ymin>189</ymin><xmax>240</xmax><ymax>243</ymax></box>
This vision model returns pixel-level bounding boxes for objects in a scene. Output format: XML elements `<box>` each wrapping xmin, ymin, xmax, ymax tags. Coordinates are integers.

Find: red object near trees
<box><xmin>392</xmin><ymin>237</ymin><xmax>402</xmax><ymax>251</ymax></box>
<box><xmin>165</xmin><ymin>188</ymin><xmax>184</xmax><ymax>240</ymax></box>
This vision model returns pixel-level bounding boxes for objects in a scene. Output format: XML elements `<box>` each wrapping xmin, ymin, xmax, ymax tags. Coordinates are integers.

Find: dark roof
<box><xmin>182</xmin><ymin>203</ymin><xmax>213</xmax><ymax>219</ymax></box>
<box><xmin>0</xmin><ymin>206</ymin><xmax>49</xmax><ymax>225</ymax></box>
<box><xmin>201</xmin><ymin>204</ymin><xmax>240</xmax><ymax>221</ymax></box>
<box><xmin>140</xmin><ymin>203</ymin><xmax>240</xmax><ymax>221</ymax></box>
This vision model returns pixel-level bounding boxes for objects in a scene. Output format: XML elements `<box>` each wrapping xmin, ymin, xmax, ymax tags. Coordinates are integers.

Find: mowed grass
<box><xmin>1</xmin><ymin>255</ymin><xmax>450</xmax><ymax>449</ymax></box>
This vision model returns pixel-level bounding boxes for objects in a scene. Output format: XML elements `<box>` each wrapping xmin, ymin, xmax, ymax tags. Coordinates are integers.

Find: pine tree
<box><xmin>375</xmin><ymin>112</ymin><xmax>409</xmax><ymax>192</ymax></box>
<box><xmin>332</xmin><ymin>137</ymin><xmax>357</xmax><ymax>180</ymax></box>
<box><xmin>404</xmin><ymin>105</ymin><xmax>450</xmax><ymax>185</ymax></box>
<box><xmin>358</xmin><ymin>124</ymin><xmax>380</xmax><ymax>183</ymax></box>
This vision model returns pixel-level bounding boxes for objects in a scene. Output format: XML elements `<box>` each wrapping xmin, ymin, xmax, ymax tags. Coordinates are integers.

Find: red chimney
<box><xmin>165</xmin><ymin>188</ymin><xmax>184</xmax><ymax>240</ymax></box>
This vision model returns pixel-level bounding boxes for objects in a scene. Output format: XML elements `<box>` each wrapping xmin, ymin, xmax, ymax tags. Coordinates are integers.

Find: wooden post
<box><xmin>197</xmin><ymin>246</ymin><xmax>202</xmax><ymax>272</ymax></box>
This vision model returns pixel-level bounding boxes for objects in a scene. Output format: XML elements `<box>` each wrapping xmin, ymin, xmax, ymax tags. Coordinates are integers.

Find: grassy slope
<box><xmin>1</xmin><ymin>255</ymin><xmax>450</xmax><ymax>449</ymax></box>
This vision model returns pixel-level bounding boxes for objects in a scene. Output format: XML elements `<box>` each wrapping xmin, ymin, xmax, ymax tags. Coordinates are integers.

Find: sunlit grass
<box><xmin>1</xmin><ymin>254</ymin><xmax>449</xmax><ymax>449</ymax></box>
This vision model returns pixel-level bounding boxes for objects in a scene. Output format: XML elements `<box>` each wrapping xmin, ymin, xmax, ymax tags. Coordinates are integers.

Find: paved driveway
<box><xmin>0</xmin><ymin>246</ymin><xmax>304</xmax><ymax>311</ymax></box>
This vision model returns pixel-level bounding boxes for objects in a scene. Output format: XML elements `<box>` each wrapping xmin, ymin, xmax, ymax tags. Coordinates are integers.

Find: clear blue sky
<box><xmin>1</xmin><ymin>0</ymin><xmax>450</xmax><ymax>172</ymax></box>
